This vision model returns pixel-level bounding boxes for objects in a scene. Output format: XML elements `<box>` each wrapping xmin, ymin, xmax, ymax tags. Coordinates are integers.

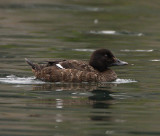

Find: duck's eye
<box><xmin>104</xmin><ymin>54</ymin><xmax>108</xmax><ymax>57</ymax></box>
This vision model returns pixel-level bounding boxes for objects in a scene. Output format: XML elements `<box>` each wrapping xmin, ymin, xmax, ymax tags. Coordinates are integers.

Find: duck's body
<box><xmin>25</xmin><ymin>49</ymin><xmax>128</xmax><ymax>82</ymax></box>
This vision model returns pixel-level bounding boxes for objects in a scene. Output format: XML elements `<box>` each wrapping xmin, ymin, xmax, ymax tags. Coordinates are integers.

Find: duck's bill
<box><xmin>111</xmin><ymin>59</ymin><xmax>128</xmax><ymax>66</ymax></box>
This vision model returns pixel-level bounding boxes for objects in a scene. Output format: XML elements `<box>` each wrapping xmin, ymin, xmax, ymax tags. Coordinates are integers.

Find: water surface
<box><xmin>0</xmin><ymin>0</ymin><xmax>160</xmax><ymax>136</ymax></box>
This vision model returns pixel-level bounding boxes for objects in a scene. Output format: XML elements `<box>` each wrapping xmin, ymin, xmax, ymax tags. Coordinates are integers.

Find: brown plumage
<box><xmin>25</xmin><ymin>49</ymin><xmax>128</xmax><ymax>82</ymax></box>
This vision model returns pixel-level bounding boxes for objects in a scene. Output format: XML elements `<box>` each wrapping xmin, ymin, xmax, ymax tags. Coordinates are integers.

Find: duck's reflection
<box><xmin>56</xmin><ymin>99</ymin><xmax>63</xmax><ymax>109</ymax></box>
<box><xmin>89</xmin><ymin>89</ymin><xmax>114</xmax><ymax>108</ymax></box>
<box><xmin>31</xmin><ymin>83</ymin><xmax>115</xmax><ymax>123</ymax></box>
<box><xmin>33</xmin><ymin>83</ymin><xmax>97</xmax><ymax>91</ymax></box>
<box><xmin>32</xmin><ymin>82</ymin><xmax>116</xmax><ymax>92</ymax></box>
<box><xmin>89</xmin><ymin>89</ymin><xmax>114</xmax><ymax>122</ymax></box>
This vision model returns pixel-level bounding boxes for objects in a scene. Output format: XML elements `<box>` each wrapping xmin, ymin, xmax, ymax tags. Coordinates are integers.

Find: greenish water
<box><xmin>0</xmin><ymin>0</ymin><xmax>160</xmax><ymax>136</ymax></box>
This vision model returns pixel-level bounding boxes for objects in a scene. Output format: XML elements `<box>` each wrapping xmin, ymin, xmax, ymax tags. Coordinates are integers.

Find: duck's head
<box><xmin>89</xmin><ymin>49</ymin><xmax>128</xmax><ymax>72</ymax></box>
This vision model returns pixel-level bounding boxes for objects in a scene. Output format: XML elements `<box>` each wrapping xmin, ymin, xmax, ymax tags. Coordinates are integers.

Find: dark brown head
<box><xmin>89</xmin><ymin>49</ymin><xmax>128</xmax><ymax>72</ymax></box>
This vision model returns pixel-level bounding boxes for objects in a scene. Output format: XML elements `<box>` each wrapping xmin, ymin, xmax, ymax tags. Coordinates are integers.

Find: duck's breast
<box><xmin>97</xmin><ymin>69</ymin><xmax>117</xmax><ymax>82</ymax></box>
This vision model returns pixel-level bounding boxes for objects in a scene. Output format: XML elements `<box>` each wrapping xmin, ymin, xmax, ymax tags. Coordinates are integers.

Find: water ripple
<box><xmin>121</xmin><ymin>49</ymin><xmax>153</xmax><ymax>52</ymax></box>
<box><xmin>89</xmin><ymin>30</ymin><xmax>143</xmax><ymax>36</ymax></box>
<box><xmin>112</xmin><ymin>78</ymin><xmax>137</xmax><ymax>84</ymax></box>
<box><xmin>150</xmin><ymin>59</ymin><xmax>160</xmax><ymax>62</ymax></box>
<box><xmin>0</xmin><ymin>75</ymin><xmax>45</xmax><ymax>84</ymax></box>
<box><xmin>0</xmin><ymin>3</ymin><xmax>102</xmax><ymax>12</ymax></box>
<box><xmin>72</xmin><ymin>49</ymin><xmax>95</xmax><ymax>52</ymax></box>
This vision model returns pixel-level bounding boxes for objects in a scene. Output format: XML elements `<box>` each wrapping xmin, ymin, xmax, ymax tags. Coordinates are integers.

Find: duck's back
<box><xmin>59</xmin><ymin>60</ymin><xmax>95</xmax><ymax>72</ymax></box>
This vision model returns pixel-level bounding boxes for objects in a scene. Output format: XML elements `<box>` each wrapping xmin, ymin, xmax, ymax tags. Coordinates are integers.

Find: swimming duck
<box><xmin>25</xmin><ymin>49</ymin><xmax>128</xmax><ymax>82</ymax></box>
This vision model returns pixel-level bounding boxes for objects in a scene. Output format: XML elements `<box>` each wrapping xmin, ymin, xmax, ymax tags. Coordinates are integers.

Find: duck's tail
<box><xmin>25</xmin><ymin>58</ymin><xmax>36</xmax><ymax>69</ymax></box>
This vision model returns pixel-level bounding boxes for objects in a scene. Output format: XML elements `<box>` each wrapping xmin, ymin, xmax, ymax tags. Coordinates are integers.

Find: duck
<box><xmin>25</xmin><ymin>49</ymin><xmax>128</xmax><ymax>82</ymax></box>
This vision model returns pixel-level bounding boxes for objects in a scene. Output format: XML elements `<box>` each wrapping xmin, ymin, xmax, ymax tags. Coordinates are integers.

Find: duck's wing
<box><xmin>46</xmin><ymin>60</ymin><xmax>95</xmax><ymax>72</ymax></box>
<box><xmin>58</xmin><ymin>60</ymin><xmax>95</xmax><ymax>72</ymax></box>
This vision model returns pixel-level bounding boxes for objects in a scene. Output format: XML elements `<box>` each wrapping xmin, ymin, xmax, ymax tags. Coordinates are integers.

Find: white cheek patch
<box><xmin>56</xmin><ymin>64</ymin><xmax>65</xmax><ymax>69</ymax></box>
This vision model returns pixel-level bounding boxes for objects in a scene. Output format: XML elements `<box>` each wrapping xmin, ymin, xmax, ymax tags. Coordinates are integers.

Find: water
<box><xmin>0</xmin><ymin>0</ymin><xmax>160</xmax><ymax>135</ymax></box>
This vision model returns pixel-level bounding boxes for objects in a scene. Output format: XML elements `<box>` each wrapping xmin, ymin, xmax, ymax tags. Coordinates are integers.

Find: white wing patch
<box><xmin>56</xmin><ymin>64</ymin><xmax>65</xmax><ymax>69</ymax></box>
